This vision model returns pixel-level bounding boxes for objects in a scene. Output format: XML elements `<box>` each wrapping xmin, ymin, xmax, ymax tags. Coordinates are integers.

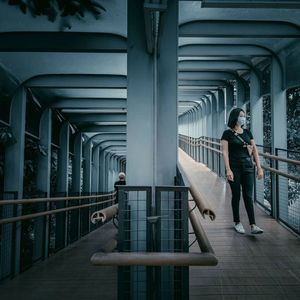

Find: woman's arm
<box><xmin>250</xmin><ymin>139</ymin><xmax>264</xmax><ymax>179</ymax></box>
<box><xmin>221</xmin><ymin>139</ymin><xmax>234</xmax><ymax>181</ymax></box>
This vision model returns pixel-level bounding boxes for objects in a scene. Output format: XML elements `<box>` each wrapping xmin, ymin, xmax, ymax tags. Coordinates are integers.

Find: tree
<box><xmin>7</xmin><ymin>0</ymin><xmax>106</xmax><ymax>27</ymax></box>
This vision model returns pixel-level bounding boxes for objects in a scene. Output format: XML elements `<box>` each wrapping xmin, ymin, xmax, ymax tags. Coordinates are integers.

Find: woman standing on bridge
<box><xmin>221</xmin><ymin>108</ymin><xmax>264</xmax><ymax>234</ymax></box>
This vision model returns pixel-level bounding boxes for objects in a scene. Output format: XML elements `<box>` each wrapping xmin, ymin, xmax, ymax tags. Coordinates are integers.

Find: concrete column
<box><xmin>156</xmin><ymin>0</ymin><xmax>178</xmax><ymax>185</ymax></box>
<box><xmin>211</xmin><ymin>93</ymin><xmax>218</xmax><ymax>138</ymax></box>
<box><xmin>56</xmin><ymin>121</ymin><xmax>69</xmax><ymax>248</ymax></box>
<box><xmin>217</xmin><ymin>89</ymin><xmax>226</xmax><ymax>138</ymax></box>
<box><xmin>236</xmin><ymin>80</ymin><xmax>245</xmax><ymax>108</ymax></box>
<box><xmin>83</xmin><ymin>140</ymin><xmax>92</xmax><ymax>194</ymax></box>
<box><xmin>91</xmin><ymin>145</ymin><xmax>100</xmax><ymax>193</ymax></box>
<box><xmin>250</xmin><ymin>72</ymin><xmax>263</xmax><ymax>146</ymax></box>
<box><xmin>249</xmin><ymin>71</ymin><xmax>265</xmax><ymax>210</ymax></box>
<box><xmin>35</xmin><ymin>108</ymin><xmax>52</xmax><ymax>260</ymax></box>
<box><xmin>127</xmin><ymin>0</ymin><xmax>178</xmax><ymax>186</ymax></box>
<box><xmin>72</xmin><ymin>133</ymin><xmax>82</xmax><ymax>194</ymax></box>
<box><xmin>271</xmin><ymin>58</ymin><xmax>287</xmax><ymax>219</ymax></box>
<box><xmin>57</xmin><ymin>122</ymin><xmax>70</xmax><ymax>194</ymax></box>
<box><xmin>98</xmin><ymin>148</ymin><xmax>105</xmax><ymax>192</ymax></box>
<box><xmin>127</xmin><ymin>0</ymin><xmax>154</xmax><ymax>186</ymax></box>
<box><xmin>226</xmin><ymin>84</ymin><xmax>234</xmax><ymax>123</ymax></box>
<box><xmin>3</xmin><ymin>87</ymin><xmax>26</xmax><ymax>276</ymax></box>
<box><xmin>206</xmin><ymin>97</ymin><xmax>213</xmax><ymax>138</ymax></box>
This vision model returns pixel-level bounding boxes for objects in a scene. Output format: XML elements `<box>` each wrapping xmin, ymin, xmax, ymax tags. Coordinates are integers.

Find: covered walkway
<box><xmin>0</xmin><ymin>0</ymin><xmax>300</xmax><ymax>299</ymax></box>
<box><xmin>0</xmin><ymin>150</ymin><xmax>299</xmax><ymax>299</ymax></box>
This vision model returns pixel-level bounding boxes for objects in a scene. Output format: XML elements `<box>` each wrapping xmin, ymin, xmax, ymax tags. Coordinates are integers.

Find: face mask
<box><xmin>237</xmin><ymin>116</ymin><xmax>246</xmax><ymax>127</ymax></box>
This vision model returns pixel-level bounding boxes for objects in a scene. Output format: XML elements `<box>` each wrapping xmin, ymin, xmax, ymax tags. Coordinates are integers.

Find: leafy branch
<box><xmin>7</xmin><ymin>0</ymin><xmax>106</xmax><ymax>22</ymax></box>
<box><xmin>0</xmin><ymin>126</ymin><xmax>16</xmax><ymax>146</ymax></box>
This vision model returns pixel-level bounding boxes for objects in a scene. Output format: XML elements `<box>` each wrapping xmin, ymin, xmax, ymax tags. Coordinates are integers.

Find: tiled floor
<box><xmin>179</xmin><ymin>149</ymin><xmax>300</xmax><ymax>300</ymax></box>
<box><xmin>0</xmin><ymin>222</ymin><xmax>118</xmax><ymax>300</ymax></box>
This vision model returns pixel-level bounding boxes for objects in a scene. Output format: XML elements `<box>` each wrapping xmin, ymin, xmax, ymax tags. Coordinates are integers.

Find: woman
<box><xmin>221</xmin><ymin>108</ymin><xmax>264</xmax><ymax>234</ymax></box>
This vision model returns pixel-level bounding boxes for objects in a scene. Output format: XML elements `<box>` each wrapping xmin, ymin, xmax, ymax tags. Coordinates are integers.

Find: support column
<box><xmin>226</xmin><ymin>84</ymin><xmax>234</xmax><ymax>122</ymax></box>
<box><xmin>211</xmin><ymin>93</ymin><xmax>218</xmax><ymax>138</ymax></box>
<box><xmin>91</xmin><ymin>145</ymin><xmax>100</xmax><ymax>193</ymax></box>
<box><xmin>236</xmin><ymin>80</ymin><xmax>245</xmax><ymax>108</ymax></box>
<box><xmin>56</xmin><ymin>121</ymin><xmax>69</xmax><ymax>249</ymax></box>
<box><xmin>217</xmin><ymin>89</ymin><xmax>226</xmax><ymax>138</ymax></box>
<box><xmin>57</xmin><ymin>122</ymin><xmax>70</xmax><ymax>194</ymax></box>
<box><xmin>3</xmin><ymin>87</ymin><xmax>26</xmax><ymax>276</ymax></box>
<box><xmin>127</xmin><ymin>0</ymin><xmax>154</xmax><ymax>186</ymax></box>
<box><xmin>35</xmin><ymin>108</ymin><xmax>52</xmax><ymax>260</ymax></box>
<box><xmin>83</xmin><ymin>140</ymin><xmax>92</xmax><ymax>194</ymax></box>
<box><xmin>250</xmin><ymin>71</ymin><xmax>265</xmax><ymax>209</ymax></box>
<box><xmin>99</xmin><ymin>148</ymin><xmax>105</xmax><ymax>192</ymax></box>
<box><xmin>271</xmin><ymin>58</ymin><xmax>287</xmax><ymax>219</ymax></box>
<box><xmin>250</xmin><ymin>72</ymin><xmax>263</xmax><ymax>146</ymax></box>
<box><xmin>72</xmin><ymin>133</ymin><xmax>82</xmax><ymax>194</ymax></box>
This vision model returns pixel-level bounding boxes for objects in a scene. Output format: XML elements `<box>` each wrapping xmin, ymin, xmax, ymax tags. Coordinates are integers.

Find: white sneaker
<box><xmin>234</xmin><ymin>223</ymin><xmax>245</xmax><ymax>234</ymax></box>
<box><xmin>251</xmin><ymin>224</ymin><xmax>263</xmax><ymax>234</ymax></box>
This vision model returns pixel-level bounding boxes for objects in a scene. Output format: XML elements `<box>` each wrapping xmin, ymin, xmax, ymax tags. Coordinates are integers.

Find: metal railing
<box><xmin>0</xmin><ymin>191</ymin><xmax>116</xmax><ymax>280</ymax></box>
<box><xmin>91</xmin><ymin>180</ymin><xmax>217</xmax><ymax>299</ymax></box>
<box><xmin>179</xmin><ymin>134</ymin><xmax>300</xmax><ymax>235</ymax></box>
<box><xmin>91</xmin><ymin>187</ymin><xmax>217</xmax><ymax>266</ymax></box>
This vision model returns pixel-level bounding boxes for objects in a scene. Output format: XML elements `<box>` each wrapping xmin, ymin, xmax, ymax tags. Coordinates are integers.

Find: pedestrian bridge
<box><xmin>0</xmin><ymin>0</ymin><xmax>300</xmax><ymax>299</ymax></box>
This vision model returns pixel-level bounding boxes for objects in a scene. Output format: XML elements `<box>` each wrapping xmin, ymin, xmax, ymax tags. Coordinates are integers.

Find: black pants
<box><xmin>228</xmin><ymin>158</ymin><xmax>256</xmax><ymax>225</ymax></box>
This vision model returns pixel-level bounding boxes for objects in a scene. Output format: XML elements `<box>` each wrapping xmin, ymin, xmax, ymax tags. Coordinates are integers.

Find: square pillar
<box><xmin>3</xmin><ymin>87</ymin><xmax>26</xmax><ymax>276</ymax></box>
<box><xmin>35</xmin><ymin>108</ymin><xmax>52</xmax><ymax>260</ymax></box>
<box><xmin>72</xmin><ymin>133</ymin><xmax>82</xmax><ymax>194</ymax></box>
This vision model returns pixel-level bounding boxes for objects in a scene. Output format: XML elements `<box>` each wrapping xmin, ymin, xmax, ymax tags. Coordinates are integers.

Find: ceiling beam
<box><xmin>179</xmin><ymin>20</ymin><xmax>300</xmax><ymax>38</ymax></box>
<box><xmin>26</xmin><ymin>75</ymin><xmax>127</xmax><ymax>88</ymax></box>
<box><xmin>53</xmin><ymin>99</ymin><xmax>127</xmax><ymax>109</ymax></box>
<box><xmin>0</xmin><ymin>32</ymin><xmax>127</xmax><ymax>53</ymax></box>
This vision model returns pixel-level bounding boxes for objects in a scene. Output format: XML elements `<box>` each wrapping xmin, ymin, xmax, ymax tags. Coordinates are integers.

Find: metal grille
<box><xmin>118</xmin><ymin>187</ymin><xmax>151</xmax><ymax>300</ymax></box>
<box><xmin>21</xmin><ymin>192</ymin><xmax>47</xmax><ymax>271</ymax></box>
<box><xmin>0</xmin><ymin>192</ymin><xmax>17</xmax><ymax>280</ymax></box>
<box><xmin>117</xmin><ymin>186</ymin><xmax>189</xmax><ymax>300</ymax></box>
<box><xmin>254</xmin><ymin>145</ymin><xmax>272</xmax><ymax>213</ymax></box>
<box><xmin>277</xmin><ymin>149</ymin><xmax>300</xmax><ymax>235</ymax></box>
<box><xmin>1</xmin><ymin>192</ymin><xmax>115</xmax><ymax>280</ymax></box>
<box><xmin>155</xmin><ymin>187</ymin><xmax>189</xmax><ymax>300</ymax></box>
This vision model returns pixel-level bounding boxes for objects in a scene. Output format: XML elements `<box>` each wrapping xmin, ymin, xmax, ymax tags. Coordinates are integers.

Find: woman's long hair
<box><xmin>227</xmin><ymin>107</ymin><xmax>245</xmax><ymax>129</ymax></box>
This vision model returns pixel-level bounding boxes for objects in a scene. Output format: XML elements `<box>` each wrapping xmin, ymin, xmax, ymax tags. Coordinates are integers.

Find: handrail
<box><xmin>90</xmin><ymin>200</ymin><xmax>218</xmax><ymax>267</ymax></box>
<box><xmin>259</xmin><ymin>152</ymin><xmax>300</xmax><ymax>166</ymax></box>
<box><xmin>0</xmin><ymin>197</ymin><xmax>115</xmax><ymax>225</ymax></box>
<box><xmin>178</xmin><ymin>161</ymin><xmax>216</xmax><ymax>220</ymax></box>
<box><xmin>91</xmin><ymin>204</ymin><xmax>118</xmax><ymax>224</ymax></box>
<box><xmin>196</xmin><ymin>142</ymin><xmax>222</xmax><ymax>154</ymax></box>
<box><xmin>180</xmin><ymin>134</ymin><xmax>300</xmax><ymax>166</ymax></box>
<box><xmin>262</xmin><ymin>165</ymin><xmax>300</xmax><ymax>182</ymax></box>
<box><xmin>0</xmin><ymin>192</ymin><xmax>116</xmax><ymax>206</ymax></box>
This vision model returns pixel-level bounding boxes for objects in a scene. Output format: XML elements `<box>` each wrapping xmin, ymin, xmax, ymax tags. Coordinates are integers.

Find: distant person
<box><xmin>221</xmin><ymin>108</ymin><xmax>264</xmax><ymax>234</ymax></box>
<box><xmin>114</xmin><ymin>172</ymin><xmax>126</xmax><ymax>204</ymax></box>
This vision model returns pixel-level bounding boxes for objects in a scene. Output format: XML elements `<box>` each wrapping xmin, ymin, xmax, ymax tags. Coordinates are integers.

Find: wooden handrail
<box><xmin>180</xmin><ymin>135</ymin><xmax>300</xmax><ymax>165</ymax></box>
<box><xmin>0</xmin><ymin>197</ymin><xmax>115</xmax><ymax>225</ymax></box>
<box><xmin>178</xmin><ymin>161</ymin><xmax>216</xmax><ymax>221</ymax></box>
<box><xmin>90</xmin><ymin>200</ymin><xmax>218</xmax><ymax>267</ymax></box>
<box><xmin>261</xmin><ymin>165</ymin><xmax>300</xmax><ymax>182</ymax></box>
<box><xmin>0</xmin><ymin>192</ymin><xmax>116</xmax><ymax>206</ymax></box>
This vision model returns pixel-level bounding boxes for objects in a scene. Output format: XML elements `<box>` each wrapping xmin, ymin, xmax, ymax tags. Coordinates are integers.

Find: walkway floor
<box><xmin>1</xmin><ymin>151</ymin><xmax>299</xmax><ymax>300</ymax></box>
<box><xmin>179</xmin><ymin>149</ymin><xmax>300</xmax><ymax>300</ymax></box>
<box><xmin>0</xmin><ymin>222</ymin><xmax>118</xmax><ymax>300</ymax></box>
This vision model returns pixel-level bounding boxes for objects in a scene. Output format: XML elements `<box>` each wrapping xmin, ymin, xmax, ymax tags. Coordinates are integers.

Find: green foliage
<box><xmin>7</xmin><ymin>0</ymin><xmax>106</xmax><ymax>22</ymax></box>
<box><xmin>0</xmin><ymin>126</ymin><xmax>16</xmax><ymax>146</ymax></box>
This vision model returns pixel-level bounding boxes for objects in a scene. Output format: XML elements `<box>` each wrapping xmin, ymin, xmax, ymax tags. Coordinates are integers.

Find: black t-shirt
<box><xmin>221</xmin><ymin>128</ymin><xmax>253</xmax><ymax>163</ymax></box>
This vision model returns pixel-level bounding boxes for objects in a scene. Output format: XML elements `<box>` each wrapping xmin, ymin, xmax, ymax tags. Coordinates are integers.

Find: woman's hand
<box><xmin>226</xmin><ymin>169</ymin><xmax>234</xmax><ymax>181</ymax></box>
<box><xmin>257</xmin><ymin>167</ymin><xmax>264</xmax><ymax>180</ymax></box>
